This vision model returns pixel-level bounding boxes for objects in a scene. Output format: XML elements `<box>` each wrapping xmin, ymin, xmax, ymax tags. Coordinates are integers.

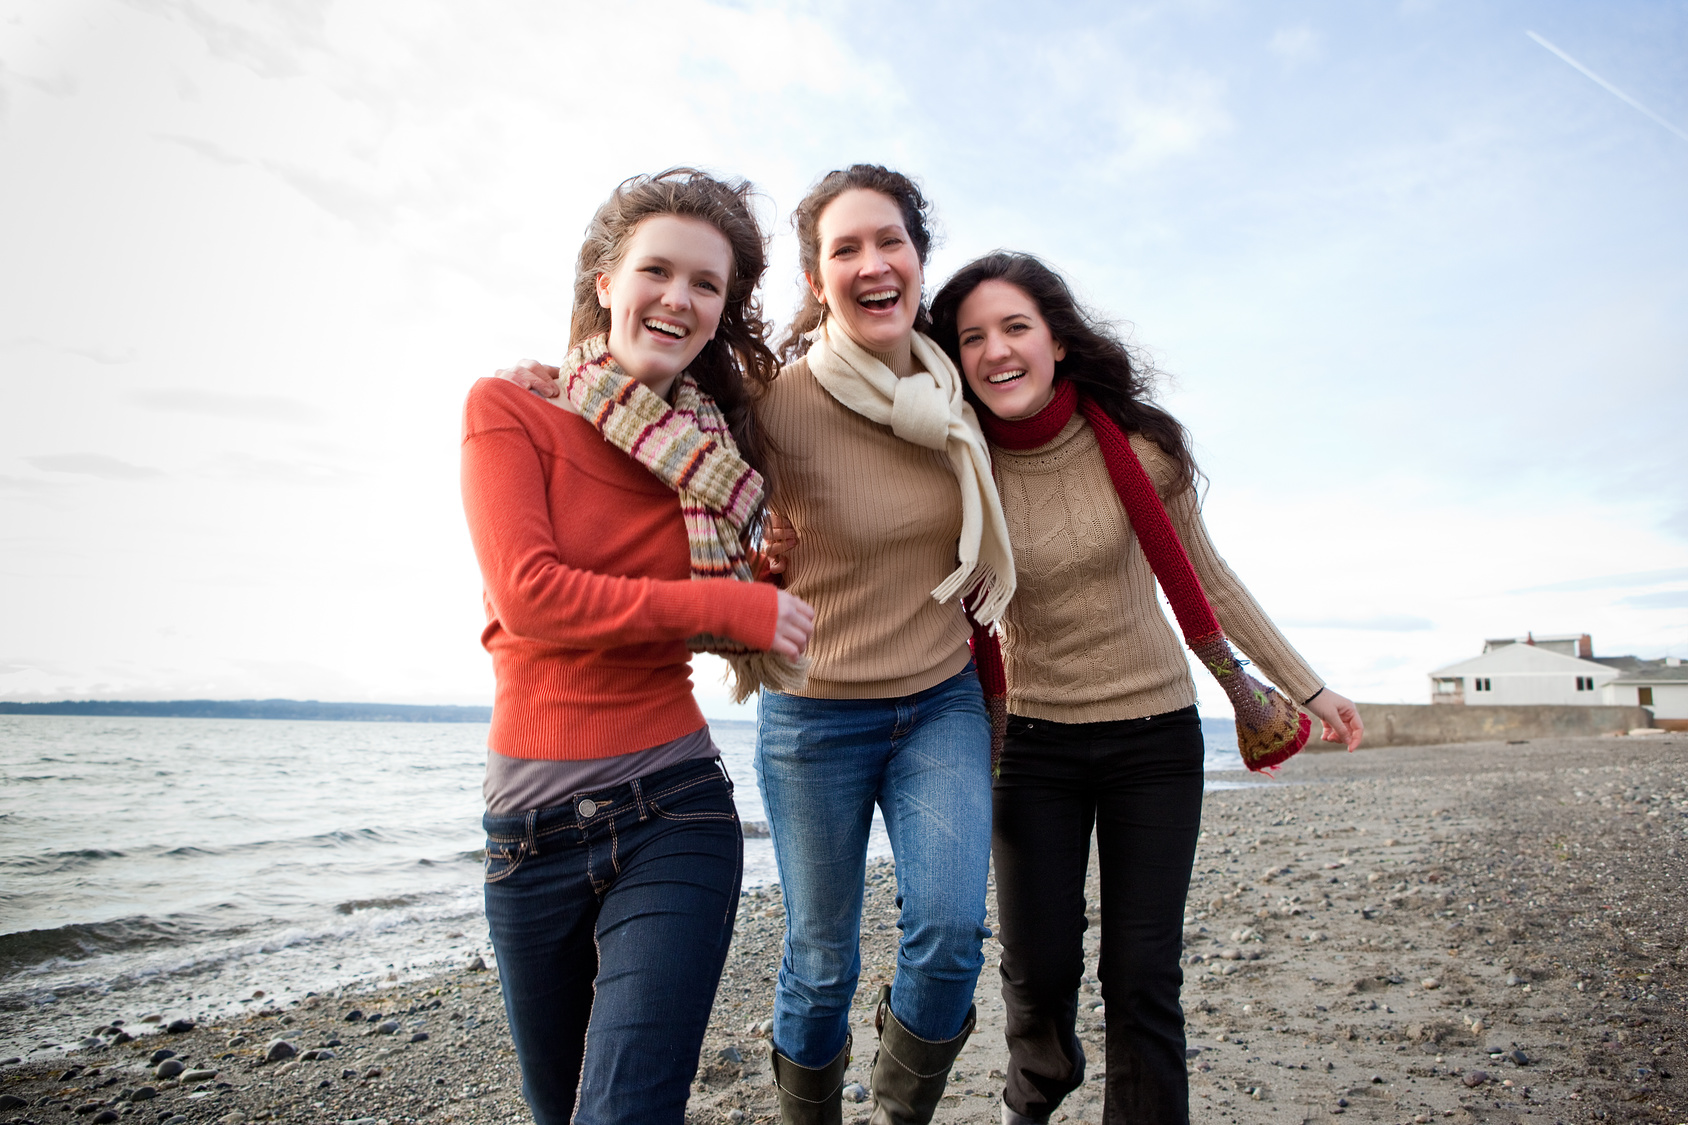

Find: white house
<box><xmin>1601</xmin><ymin>658</ymin><xmax>1688</xmax><ymax>730</ymax></box>
<box><xmin>1428</xmin><ymin>640</ymin><xmax>1620</xmax><ymax>705</ymax></box>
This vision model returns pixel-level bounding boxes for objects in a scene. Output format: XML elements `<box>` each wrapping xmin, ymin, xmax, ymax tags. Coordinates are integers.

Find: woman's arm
<box><xmin>1152</xmin><ymin>444</ymin><xmax>1363</xmax><ymax>749</ymax></box>
<box><xmin>461</xmin><ymin>382</ymin><xmax>781</xmax><ymax>652</ymax></box>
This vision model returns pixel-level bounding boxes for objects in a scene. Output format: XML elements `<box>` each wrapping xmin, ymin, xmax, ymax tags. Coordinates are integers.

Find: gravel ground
<box><xmin>3</xmin><ymin>733</ymin><xmax>1683</xmax><ymax>1124</ymax></box>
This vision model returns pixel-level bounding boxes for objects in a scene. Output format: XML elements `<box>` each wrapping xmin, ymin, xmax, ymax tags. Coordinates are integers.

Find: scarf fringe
<box><xmin>935</xmin><ymin>561</ymin><xmax>1011</xmax><ymax>631</ymax></box>
<box><xmin>1189</xmin><ymin>634</ymin><xmax>1311</xmax><ymax>771</ymax></box>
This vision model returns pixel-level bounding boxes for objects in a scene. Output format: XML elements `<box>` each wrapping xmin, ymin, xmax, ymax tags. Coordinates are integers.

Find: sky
<box><xmin>2</xmin><ymin>0</ymin><xmax>1685</xmax><ymax>720</ymax></box>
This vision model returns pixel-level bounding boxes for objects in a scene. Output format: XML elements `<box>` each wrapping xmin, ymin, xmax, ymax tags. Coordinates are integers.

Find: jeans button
<box><xmin>577</xmin><ymin>798</ymin><xmax>598</xmax><ymax>818</ymax></box>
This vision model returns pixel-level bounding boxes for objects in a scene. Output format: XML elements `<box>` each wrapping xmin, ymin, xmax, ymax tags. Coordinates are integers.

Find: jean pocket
<box><xmin>647</xmin><ymin>771</ymin><xmax>739</xmax><ymax>826</ymax></box>
<box><xmin>483</xmin><ymin>838</ymin><xmax>529</xmax><ymax>884</ymax></box>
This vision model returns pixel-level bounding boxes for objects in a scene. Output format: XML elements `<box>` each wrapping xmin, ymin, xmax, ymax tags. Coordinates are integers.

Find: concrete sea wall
<box><xmin>1329</xmin><ymin>702</ymin><xmax>1655</xmax><ymax>748</ymax></box>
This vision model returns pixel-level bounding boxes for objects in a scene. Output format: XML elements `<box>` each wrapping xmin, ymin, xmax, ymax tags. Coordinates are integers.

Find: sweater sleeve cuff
<box><xmin>649</xmin><ymin>578</ymin><xmax>780</xmax><ymax>652</ymax></box>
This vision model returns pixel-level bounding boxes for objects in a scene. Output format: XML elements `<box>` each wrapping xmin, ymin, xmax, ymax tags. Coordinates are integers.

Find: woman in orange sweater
<box><xmin>460</xmin><ymin>169</ymin><xmax>814</xmax><ymax>1125</ymax></box>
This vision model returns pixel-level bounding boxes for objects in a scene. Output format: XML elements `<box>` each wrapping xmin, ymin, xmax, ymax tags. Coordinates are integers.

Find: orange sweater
<box><xmin>460</xmin><ymin>378</ymin><xmax>778</xmax><ymax>760</ymax></box>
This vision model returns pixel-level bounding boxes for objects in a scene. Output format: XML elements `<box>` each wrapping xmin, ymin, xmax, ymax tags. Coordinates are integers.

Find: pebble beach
<box><xmin>2</xmin><ymin>732</ymin><xmax>1684</xmax><ymax>1124</ymax></box>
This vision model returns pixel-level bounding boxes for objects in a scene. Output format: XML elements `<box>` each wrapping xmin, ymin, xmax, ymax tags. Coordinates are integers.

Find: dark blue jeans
<box><xmin>755</xmin><ymin>666</ymin><xmax>992</xmax><ymax>1068</ymax></box>
<box><xmin>482</xmin><ymin>756</ymin><xmax>743</xmax><ymax>1125</ymax></box>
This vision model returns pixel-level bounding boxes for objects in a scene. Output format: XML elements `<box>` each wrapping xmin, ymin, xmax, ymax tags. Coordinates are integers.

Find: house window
<box><xmin>1473</xmin><ymin>678</ymin><xmax>1491</xmax><ymax>692</ymax></box>
<box><xmin>1575</xmin><ymin>676</ymin><xmax>1595</xmax><ymax>691</ymax></box>
<box><xmin>1639</xmin><ymin>687</ymin><xmax>1654</xmax><ymax>706</ymax></box>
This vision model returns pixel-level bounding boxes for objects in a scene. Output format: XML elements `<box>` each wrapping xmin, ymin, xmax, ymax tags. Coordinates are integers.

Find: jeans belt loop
<box><xmin>523</xmin><ymin>808</ymin><xmax>537</xmax><ymax>856</ymax></box>
<box><xmin>630</xmin><ymin>776</ymin><xmax>648</xmax><ymax>822</ymax></box>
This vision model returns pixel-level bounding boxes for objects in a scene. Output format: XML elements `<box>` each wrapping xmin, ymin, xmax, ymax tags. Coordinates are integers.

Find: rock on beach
<box><xmin>0</xmin><ymin>733</ymin><xmax>1683</xmax><ymax>1123</ymax></box>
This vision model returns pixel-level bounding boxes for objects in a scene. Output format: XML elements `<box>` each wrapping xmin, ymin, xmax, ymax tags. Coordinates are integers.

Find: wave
<box><xmin>0</xmin><ymin>848</ymin><xmax>128</xmax><ymax>875</ymax></box>
<box><xmin>0</xmin><ymin>915</ymin><xmax>227</xmax><ymax>977</ymax></box>
<box><xmin>334</xmin><ymin>896</ymin><xmax>418</xmax><ymax>915</ymax></box>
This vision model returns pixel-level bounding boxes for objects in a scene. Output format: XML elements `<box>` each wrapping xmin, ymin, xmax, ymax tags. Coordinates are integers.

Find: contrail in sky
<box><xmin>1526</xmin><ymin>30</ymin><xmax>1688</xmax><ymax>144</ymax></box>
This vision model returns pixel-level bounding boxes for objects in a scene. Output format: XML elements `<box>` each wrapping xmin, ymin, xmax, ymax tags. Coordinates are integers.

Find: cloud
<box><xmin>23</xmin><ymin>454</ymin><xmax>164</xmax><ymax>479</ymax></box>
<box><xmin>1512</xmin><ymin>567</ymin><xmax>1688</xmax><ymax>594</ymax></box>
<box><xmin>198</xmin><ymin>451</ymin><xmax>357</xmax><ymax>485</ymax></box>
<box><xmin>1283</xmin><ymin>614</ymin><xmax>1433</xmax><ymax>632</ymax></box>
<box><xmin>156</xmin><ymin>132</ymin><xmax>247</xmax><ymax>167</ymax></box>
<box><xmin>125</xmin><ymin>0</ymin><xmax>322</xmax><ymax>80</ymax></box>
<box><xmin>1620</xmin><ymin>590</ymin><xmax>1688</xmax><ymax>610</ymax></box>
<box><xmin>133</xmin><ymin>389</ymin><xmax>327</xmax><ymax>425</ymax></box>
<box><xmin>1268</xmin><ymin>26</ymin><xmax>1323</xmax><ymax>66</ymax></box>
<box><xmin>259</xmin><ymin>160</ymin><xmax>392</xmax><ymax>231</ymax></box>
<box><xmin>1</xmin><ymin>336</ymin><xmax>137</xmax><ymax>364</ymax></box>
<box><xmin>0</xmin><ymin>474</ymin><xmax>61</xmax><ymax>493</ymax></box>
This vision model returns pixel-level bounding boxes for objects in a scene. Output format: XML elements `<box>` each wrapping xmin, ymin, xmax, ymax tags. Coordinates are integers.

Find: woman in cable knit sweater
<box><xmin>461</xmin><ymin>170</ymin><xmax>814</xmax><ymax>1125</ymax></box>
<box><xmin>752</xmin><ymin>165</ymin><xmax>1013</xmax><ymax>1125</ymax></box>
<box><xmin>929</xmin><ymin>252</ymin><xmax>1363</xmax><ymax>1125</ymax></box>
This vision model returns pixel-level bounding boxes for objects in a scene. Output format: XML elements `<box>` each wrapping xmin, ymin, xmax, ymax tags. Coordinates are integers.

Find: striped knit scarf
<box><xmin>973</xmin><ymin>379</ymin><xmax>1310</xmax><ymax>774</ymax></box>
<box><xmin>561</xmin><ymin>333</ymin><xmax>808</xmax><ymax>702</ymax></box>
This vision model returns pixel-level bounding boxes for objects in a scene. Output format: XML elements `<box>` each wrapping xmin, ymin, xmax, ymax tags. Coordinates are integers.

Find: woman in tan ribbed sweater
<box><xmin>751</xmin><ymin>165</ymin><xmax>1015</xmax><ymax>1125</ymax></box>
<box><xmin>929</xmin><ymin>252</ymin><xmax>1363</xmax><ymax>1125</ymax></box>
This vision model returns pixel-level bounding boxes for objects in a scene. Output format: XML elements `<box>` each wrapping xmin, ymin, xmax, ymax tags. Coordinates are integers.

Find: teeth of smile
<box><xmin>987</xmin><ymin>369</ymin><xmax>1026</xmax><ymax>384</ymax></box>
<box><xmin>859</xmin><ymin>289</ymin><xmax>898</xmax><ymax>303</ymax></box>
<box><xmin>644</xmin><ymin>319</ymin><xmax>687</xmax><ymax>338</ymax></box>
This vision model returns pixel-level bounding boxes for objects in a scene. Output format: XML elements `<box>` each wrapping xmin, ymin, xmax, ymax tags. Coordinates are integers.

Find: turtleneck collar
<box><xmin>866</xmin><ymin>339</ymin><xmax>915</xmax><ymax>377</ymax></box>
<box><xmin>976</xmin><ymin>379</ymin><xmax>1078</xmax><ymax>449</ymax></box>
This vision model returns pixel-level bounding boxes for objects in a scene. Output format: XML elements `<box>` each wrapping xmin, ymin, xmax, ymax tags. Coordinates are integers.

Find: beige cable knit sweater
<box><xmin>758</xmin><ymin>356</ymin><xmax>973</xmax><ymax>699</ymax></box>
<box><xmin>992</xmin><ymin>414</ymin><xmax>1323</xmax><ymax>724</ymax></box>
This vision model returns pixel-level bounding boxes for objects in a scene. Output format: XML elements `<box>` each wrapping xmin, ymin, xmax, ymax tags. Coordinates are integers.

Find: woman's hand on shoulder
<box><xmin>1306</xmin><ymin>688</ymin><xmax>1364</xmax><ymax>752</ymax></box>
<box><xmin>493</xmin><ymin>359</ymin><xmax>561</xmax><ymax>399</ymax></box>
<box><xmin>769</xmin><ymin>589</ymin><xmax>815</xmax><ymax>659</ymax></box>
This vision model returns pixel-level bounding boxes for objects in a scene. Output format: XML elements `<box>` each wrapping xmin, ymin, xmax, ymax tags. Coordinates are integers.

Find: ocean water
<box><xmin>0</xmin><ymin>712</ymin><xmax>1248</xmax><ymax>1059</ymax></box>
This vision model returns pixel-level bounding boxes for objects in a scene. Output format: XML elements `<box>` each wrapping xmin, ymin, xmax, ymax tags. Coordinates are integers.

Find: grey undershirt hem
<box><xmin>483</xmin><ymin>726</ymin><xmax>718</xmax><ymax>815</ymax></box>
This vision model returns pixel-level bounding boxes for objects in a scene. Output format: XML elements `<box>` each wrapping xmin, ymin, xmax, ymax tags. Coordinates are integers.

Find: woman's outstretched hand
<box><xmin>1306</xmin><ymin>688</ymin><xmax>1364</xmax><ymax>752</ymax></box>
<box><xmin>494</xmin><ymin>359</ymin><xmax>561</xmax><ymax>399</ymax></box>
<box><xmin>770</xmin><ymin>589</ymin><xmax>815</xmax><ymax>659</ymax></box>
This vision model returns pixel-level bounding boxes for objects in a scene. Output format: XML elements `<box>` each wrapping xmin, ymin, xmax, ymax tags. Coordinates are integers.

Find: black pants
<box><xmin>993</xmin><ymin>706</ymin><xmax>1204</xmax><ymax>1125</ymax></box>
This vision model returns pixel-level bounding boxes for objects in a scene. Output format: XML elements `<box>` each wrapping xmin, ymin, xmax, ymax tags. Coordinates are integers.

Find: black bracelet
<box><xmin>1302</xmin><ymin>687</ymin><xmax>1325</xmax><ymax>707</ymax></box>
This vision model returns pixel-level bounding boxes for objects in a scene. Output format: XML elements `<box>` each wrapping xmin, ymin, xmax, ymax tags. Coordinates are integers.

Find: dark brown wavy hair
<box><xmin>930</xmin><ymin>251</ymin><xmax>1200</xmax><ymax>494</ymax></box>
<box><xmin>776</xmin><ymin>164</ymin><xmax>936</xmax><ymax>364</ymax></box>
<box><xmin>570</xmin><ymin>168</ymin><xmax>779</xmax><ymax>507</ymax></box>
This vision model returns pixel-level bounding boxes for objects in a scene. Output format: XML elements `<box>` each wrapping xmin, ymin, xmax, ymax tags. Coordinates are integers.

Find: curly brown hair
<box><xmin>570</xmin><ymin>168</ymin><xmax>779</xmax><ymax>499</ymax></box>
<box><xmin>930</xmin><ymin>251</ymin><xmax>1201</xmax><ymax>495</ymax></box>
<box><xmin>776</xmin><ymin>164</ymin><xmax>937</xmax><ymax>364</ymax></box>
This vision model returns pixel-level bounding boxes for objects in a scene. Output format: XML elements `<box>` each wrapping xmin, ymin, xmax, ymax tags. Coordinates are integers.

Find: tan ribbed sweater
<box><xmin>992</xmin><ymin>414</ymin><xmax>1322</xmax><ymax>723</ymax></box>
<box><xmin>759</xmin><ymin>356</ymin><xmax>973</xmax><ymax>699</ymax></box>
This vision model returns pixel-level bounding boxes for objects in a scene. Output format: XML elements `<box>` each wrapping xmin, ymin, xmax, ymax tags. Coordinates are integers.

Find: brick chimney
<box><xmin>1579</xmin><ymin>634</ymin><xmax>1593</xmax><ymax>659</ymax></box>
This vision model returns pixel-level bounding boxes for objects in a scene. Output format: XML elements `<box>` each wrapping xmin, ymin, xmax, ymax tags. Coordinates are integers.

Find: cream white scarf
<box><xmin>805</xmin><ymin>319</ymin><xmax>1016</xmax><ymax>628</ymax></box>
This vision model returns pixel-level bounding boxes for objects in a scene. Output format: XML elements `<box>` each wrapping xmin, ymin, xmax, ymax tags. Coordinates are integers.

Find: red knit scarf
<box><xmin>971</xmin><ymin>379</ymin><xmax>1310</xmax><ymax>773</ymax></box>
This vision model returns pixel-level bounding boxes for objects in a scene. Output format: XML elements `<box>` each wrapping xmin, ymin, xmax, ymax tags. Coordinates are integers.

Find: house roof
<box><xmin>1609</xmin><ymin>664</ymin><xmax>1688</xmax><ymax>684</ymax></box>
<box><xmin>1430</xmin><ymin>643</ymin><xmax>1615</xmax><ymax>678</ymax></box>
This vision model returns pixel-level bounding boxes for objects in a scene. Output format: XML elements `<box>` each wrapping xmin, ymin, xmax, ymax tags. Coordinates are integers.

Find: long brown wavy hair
<box><xmin>776</xmin><ymin>164</ymin><xmax>937</xmax><ymax>364</ymax></box>
<box><xmin>570</xmin><ymin>168</ymin><xmax>779</xmax><ymax>506</ymax></box>
<box><xmin>930</xmin><ymin>251</ymin><xmax>1201</xmax><ymax>494</ymax></box>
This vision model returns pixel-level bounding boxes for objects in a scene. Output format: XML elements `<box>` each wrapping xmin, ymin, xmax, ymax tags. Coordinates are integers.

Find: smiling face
<box><xmin>595</xmin><ymin>213</ymin><xmax>733</xmax><ymax>399</ymax></box>
<box><xmin>807</xmin><ymin>188</ymin><xmax>923</xmax><ymax>355</ymax></box>
<box><xmin>954</xmin><ymin>279</ymin><xmax>1067</xmax><ymax>421</ymax></box>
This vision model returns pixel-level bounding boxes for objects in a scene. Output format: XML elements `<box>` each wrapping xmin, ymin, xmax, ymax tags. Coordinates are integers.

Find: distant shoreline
<box><xmin>0</xmin><ymin>699</ymin><xmax>491</xmax><ymax>723</ymax></box>
<box><xmin>0</xmin><ymin>699</ymin><xmax>761</xmax><ymax>727</ymax></box>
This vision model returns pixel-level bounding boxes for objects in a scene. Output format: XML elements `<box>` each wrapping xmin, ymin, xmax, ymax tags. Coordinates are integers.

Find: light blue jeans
<box><xmin>754</xmin><ymin>665</ymin><xmax>992</xmax><ymax>1068</ymax></box>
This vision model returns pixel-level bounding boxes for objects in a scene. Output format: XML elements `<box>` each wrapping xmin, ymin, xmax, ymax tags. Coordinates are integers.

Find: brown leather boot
<box><xmin>771</xmin><ymin>1033</ymin><xmax>851</xmax><ymax>1125</ymax></box>
<box><xmin>868</xmin><ymin>986</ymin><xmax>976</xmax><ymax>1125</ymax></box>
